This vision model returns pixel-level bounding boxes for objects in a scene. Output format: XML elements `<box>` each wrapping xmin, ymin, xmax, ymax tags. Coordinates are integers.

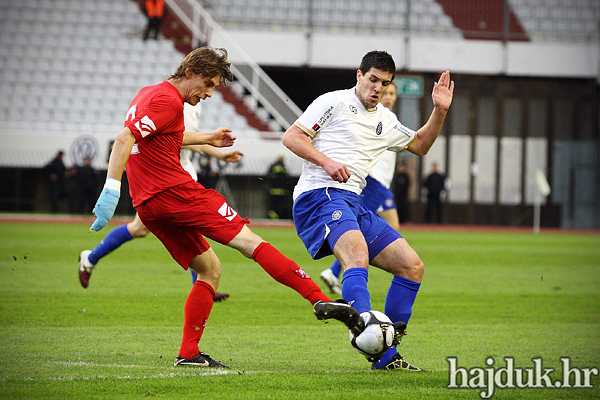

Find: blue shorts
<box><xmin>293</xmin><ymin>187</ymin><xmax>402</xmax><ymax>261</ymax></box>
<box><xmin>362</xmin><ymin>176</ymin><xmax>396</xmax><ymax>213</ymax></box>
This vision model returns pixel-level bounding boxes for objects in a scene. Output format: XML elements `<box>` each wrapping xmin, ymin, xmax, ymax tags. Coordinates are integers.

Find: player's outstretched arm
<box><xmin>182</xmin><ymin>128</ymin><xmax>235</xmax><ymax>148</ymax></box>
<box><xmin>283</xmin><ymin>124</ymin><xmax>351</xmax><ymax>183</ymax></box>
<box><xmin>182</xmin><ymin>143</ymin><xmax>243</xmax><ymax>162</ymax></box>
<box><xmin>407</xmin><ymin>70</ymin><xmax>454</xmax><ymax>156</ymax></box>
<box><xmin>91</xmin><ymin>128</ymin><xmax>136</xmax><ymax>231</ymax></box>
<box><xmin>200</xmin><ymin>145</ymin><xmax>244</xmax><ymax>162</ymax></box>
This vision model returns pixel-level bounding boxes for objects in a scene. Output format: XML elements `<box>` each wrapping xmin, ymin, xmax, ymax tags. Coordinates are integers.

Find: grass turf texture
<box><xmin>0</xmin><ymin>221</ymin><xmax>599</xmax><ymax>399</ymax></box>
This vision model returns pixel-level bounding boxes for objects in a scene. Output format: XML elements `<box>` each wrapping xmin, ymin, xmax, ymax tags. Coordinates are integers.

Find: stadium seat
<box><xmin>0</xmin><ymin>0</ymin><xmax>288</xmax><ymax>133</ymax></box>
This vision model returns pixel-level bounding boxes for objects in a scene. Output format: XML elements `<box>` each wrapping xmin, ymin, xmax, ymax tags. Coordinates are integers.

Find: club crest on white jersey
<box><xmin>218</xmin><ymin>202</ymin><xmax>238</xmax><ymax>221</ymax></box>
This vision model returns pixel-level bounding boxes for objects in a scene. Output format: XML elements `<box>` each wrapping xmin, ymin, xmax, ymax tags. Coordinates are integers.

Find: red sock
<box><xmin>179</xmin><ymin>280</ymin><xmax>215</xmax><ymax>359</ymax></box>
<box><xmin>252</xmin><ymin>242</ymin><xmax>332</xmax><ymax>304</ymax></box>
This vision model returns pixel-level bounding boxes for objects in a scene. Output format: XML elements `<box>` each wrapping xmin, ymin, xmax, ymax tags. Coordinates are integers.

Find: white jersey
<box><xmin>180</xmin><ymin>102</ymin><xmax>202</xmax><ymax>181</ymax></box>
<box><xmin>368</xmin><ymin>150</ymin><xmax>396</xmax><ymax>189</ymax></box>
<box><xmin>293</xmin><ymin>88</ymin><xmax>415</xmax><ymax>199</ymax></box>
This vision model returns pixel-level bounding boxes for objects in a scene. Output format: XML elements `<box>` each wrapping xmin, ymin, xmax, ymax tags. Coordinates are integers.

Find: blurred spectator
<box><xmin>394</xmin><ymin>162</ymin><xmax>411</xmax><ymax>223</ymax></box>
<box><xmin>44</xmin><ymin>150</ymin><xmax>72</xmax><ymax>213</ymax></box>
<box><xmin>74</xmin><ymin>157</ymin><xmax>98</xmax><ymax>214</ymax></box>
<box><xmin>143</xmin><ymin>0</ymin><xmax>165</xmax><ymax>41</ymax></box>
<box><xmin>266</xmin><ymin>155</ymin><xmax>291</xmax><ymax>219</ymax></box>
<box><xmin>198</xmin><ymin>155</ymin><xmax>217</xmax><ymax>189</ymax></box>
<box><xmin>423</xmin><ymin>162</ymin><xmax>446</xmax><ymax>223</ymax></box>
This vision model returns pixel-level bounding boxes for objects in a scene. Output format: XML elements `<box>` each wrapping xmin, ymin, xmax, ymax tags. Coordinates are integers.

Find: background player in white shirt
<box><xmin>283</xmin><ymin>50</ymin><xmax>453</xmax><ymax>370</ymax></box>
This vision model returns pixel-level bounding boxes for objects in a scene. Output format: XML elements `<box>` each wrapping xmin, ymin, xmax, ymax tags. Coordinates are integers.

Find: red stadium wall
<box><xmin>436</xmin><ymin>0</ymin><xmax>529</xmax><ymax>41</ymax></box>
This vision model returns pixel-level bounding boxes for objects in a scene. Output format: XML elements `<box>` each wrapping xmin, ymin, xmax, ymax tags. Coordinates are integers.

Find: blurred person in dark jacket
<box><xmin>423</xmin><ymin>162</ymin><xmax>446</xmax><ymax>223</ymax></box>
<box><xmin>44</xmin><ymin>150</ymin><xmax>71</xmax><ymax>213</ymax></box>
<box><xmin>266</xmin><ymin>155</ymin><xmax>291</xmax><ymax>219</ymax></box>
<box><xmin>75</xmin><ymin>157</ymin><xmax>98</xmax><ymax>214</ymax></box>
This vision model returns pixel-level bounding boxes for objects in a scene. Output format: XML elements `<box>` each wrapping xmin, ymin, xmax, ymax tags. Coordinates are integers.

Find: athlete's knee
<box><xmin>209</xmin><ymin>262</ymin><xmax>222</xmax><ymax>282</ymax></box>
<box><xmin>127</xmin><ymin>221</ymin><xmax>150</xmax><ymax>238</ymax></box>
<box><xmin>131</xmin><ymin>226</ymin><xmax>150</xmax><ymax>238</ymax></box>
<box><xmin>394</xmin><ymin>257</ymin><xmax>424</xmax><ymax>281</ymax></box>
<box><xmin>228</xmin><ymin>226</ymin><xmax>264</xmax><ymax>258</ymax></box>
<box><xmin>190</xmin><ymin>255</ymin><xmax>221</xmax><ymax>282</ymax></box>
<box><xmin>339</xmin><ymin>247</ymin><xmax>369</xmax><ymax>271</ymax></box>
<box><xmin>411</xmin><ymin>258</ymin><xmax>425</xmax><ymax>277</ymax></box>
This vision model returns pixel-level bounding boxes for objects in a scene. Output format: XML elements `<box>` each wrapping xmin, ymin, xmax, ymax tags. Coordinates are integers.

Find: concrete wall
<box><xmin>212</xmin><ymin>31</ymin><xmax>600</xmax><ymax>79</ymax></box>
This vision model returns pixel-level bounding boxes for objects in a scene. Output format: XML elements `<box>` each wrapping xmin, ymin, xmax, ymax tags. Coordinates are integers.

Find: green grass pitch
<box><xmin>0</xmin><ymin>220</ymin><xmax>599</xmax><ymax>399</ymax></box>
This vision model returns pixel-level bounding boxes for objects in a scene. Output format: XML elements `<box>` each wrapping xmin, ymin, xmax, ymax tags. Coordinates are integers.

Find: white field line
<box><xmin>0</xmin><ymin>361</ymin><xmax>354</xmax><ymax>381</ymax></box>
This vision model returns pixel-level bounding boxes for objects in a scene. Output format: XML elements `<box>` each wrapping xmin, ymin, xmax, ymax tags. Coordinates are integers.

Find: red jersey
<box><xmin>124</xmin><ymin>81</ymin><xmax>193</xmax><ymax>207</ymax></box>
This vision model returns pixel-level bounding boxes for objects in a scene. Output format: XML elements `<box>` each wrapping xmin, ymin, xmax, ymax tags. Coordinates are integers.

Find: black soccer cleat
<box><xmin>371</xmin><ymin>353</ymin><xmax>425</xmax><ymax>371</ymax></box>
<box><xmin>391</xmin><ymin>321</ymin><xmax>407</xmax><ymax>346</ymax></box>
<box><xmin>213</xmin><ymin>292</ymin><xmax>230</xmax><ymax>302</ymax></box>
<box><xmin>313</xmin><ymin>300</ymin><xmax>364</xmax><ymax>335</ymax></box>
<box><xmin>174</xmin><ymin>352</ymin><xmax>229</xmax><ymax>368</ymax></box>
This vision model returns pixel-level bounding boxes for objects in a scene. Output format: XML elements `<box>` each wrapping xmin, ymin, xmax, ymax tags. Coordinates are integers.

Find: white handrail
<box><xmin>164</xmin><ymin>0</ymin><xmax>302</xmax><ymax>130</ymax></box>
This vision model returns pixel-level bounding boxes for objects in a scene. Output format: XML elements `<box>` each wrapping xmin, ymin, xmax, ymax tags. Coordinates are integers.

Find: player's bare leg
<box><xmin>370</xmin><ymin>238</ymin><xmax>423</xmax><ymax>282</ymax></box>
<box><xmin>377</xmin><ymin>208</ymin><xmax>400</xmax><ymax>231</ymax></box>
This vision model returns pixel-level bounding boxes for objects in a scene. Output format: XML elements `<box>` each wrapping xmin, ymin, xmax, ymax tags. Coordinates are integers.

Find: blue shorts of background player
<box><xmin>361</xmin><ymin>176</ymin><xmax>396</xmax><ymax>213</ymax></box>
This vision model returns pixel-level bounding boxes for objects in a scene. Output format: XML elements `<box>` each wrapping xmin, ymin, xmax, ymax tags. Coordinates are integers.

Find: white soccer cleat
<box><xmin>320</xmin><ymin>268</ymin><xmax>342</xmax><ymax>295</ymax></box>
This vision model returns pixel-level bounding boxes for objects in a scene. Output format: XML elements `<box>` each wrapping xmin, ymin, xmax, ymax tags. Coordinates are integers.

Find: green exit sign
<box><xmin>395</xmin><ymin>76</ymin><xmax>424</xmax><ymax>98</ymax></box>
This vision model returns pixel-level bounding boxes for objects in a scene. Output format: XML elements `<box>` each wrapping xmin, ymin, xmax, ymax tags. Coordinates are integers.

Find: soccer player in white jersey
<box><xmin>283</xmin><ymin>51</ymin><xmax>453</xmax><ymax>370</ymax></box>
<box><xmin>320</xmin><ymin>81</ymin><xmax>400</xmax><ymax>295</ymax></box>
<box><xmin>78</xmin><ymin>102</ymin><xmax>243</xmax><ymax>303</ymax></box>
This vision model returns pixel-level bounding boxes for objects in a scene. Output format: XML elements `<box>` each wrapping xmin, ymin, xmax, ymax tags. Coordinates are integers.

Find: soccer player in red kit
<box><xmin>89</xmin><ymin>47</ymin><xmax>350</xmax><ymax>368</ymax></box>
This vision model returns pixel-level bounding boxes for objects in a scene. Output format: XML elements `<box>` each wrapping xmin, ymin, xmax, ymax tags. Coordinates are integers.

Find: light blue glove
<box><xmin>90</xmin><ymin>178</ymin><xmax>121</xmax><ymax>231</ymax></box>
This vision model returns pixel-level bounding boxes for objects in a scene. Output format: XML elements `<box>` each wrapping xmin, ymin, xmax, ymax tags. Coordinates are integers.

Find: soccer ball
<box><xmin>349</xmin><ymin>310</ymin><xmax>395</xmax><ymax>360</ymax></box>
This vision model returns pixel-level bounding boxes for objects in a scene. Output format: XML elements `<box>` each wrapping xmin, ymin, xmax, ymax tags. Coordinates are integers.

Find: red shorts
<box><xmin>136</xmin><ymin>181</ymin><xmax>249</xmax><ymax>269</ymax></box>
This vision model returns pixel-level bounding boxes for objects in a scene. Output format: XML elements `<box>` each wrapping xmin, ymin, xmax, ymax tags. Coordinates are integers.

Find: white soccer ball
<box><xmin>349</xmin><ymin>310</ymin><xmax>395</xmax><ymax>359</ymax></box>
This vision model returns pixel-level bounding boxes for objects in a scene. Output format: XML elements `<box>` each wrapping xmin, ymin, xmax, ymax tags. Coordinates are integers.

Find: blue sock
<box><xmin>341</xmin><ymin>267</ymin><xmax>370</xmax><ymax>313</ymax></box>
<box><xmin>190</xmin><ymin>270</ymin><xmax>197</xmax><ymax>283</ymax></box>
<box><xmin>330</xmin><ymin>259</ymin><xmax>342</xmax><ymax>278</ymax></box>
<box><xmin>88</xmin><ymin>224</ymin><xmax>133</xmax><ymax>265</ymax></box>
<box><xmin>376</xmin><ymin>275</ymin><xmax>421</xmax><ymax>367</ymax></box>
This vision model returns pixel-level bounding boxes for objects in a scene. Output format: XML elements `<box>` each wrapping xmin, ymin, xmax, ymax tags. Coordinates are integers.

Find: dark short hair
<box><xmin>169</xmin><ymin>47</ymin><xmax>233</xmax><ymax>85</ymax></box>
<box><xmin>359</xmin><ymin>51</ymin><xmax>396</xmax><ymax>80</ymax></box>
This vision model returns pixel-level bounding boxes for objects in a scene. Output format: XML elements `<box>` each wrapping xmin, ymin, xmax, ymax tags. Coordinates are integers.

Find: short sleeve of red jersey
<box><xmin>125</xmin><ymin>93</ymin><xmax>183</xmax><ymax>142</ymax></box>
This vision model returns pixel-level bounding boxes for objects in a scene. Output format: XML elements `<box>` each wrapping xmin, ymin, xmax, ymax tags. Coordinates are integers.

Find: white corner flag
<box><xmin>534</xmin><ymin>170</ymin><xmax>551</xmax><ymax>234</ymax></box>
<box><xmin>535</xmin><ymin>170</ymin><xmax>551</xmax><ymax>197</ymax></box>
